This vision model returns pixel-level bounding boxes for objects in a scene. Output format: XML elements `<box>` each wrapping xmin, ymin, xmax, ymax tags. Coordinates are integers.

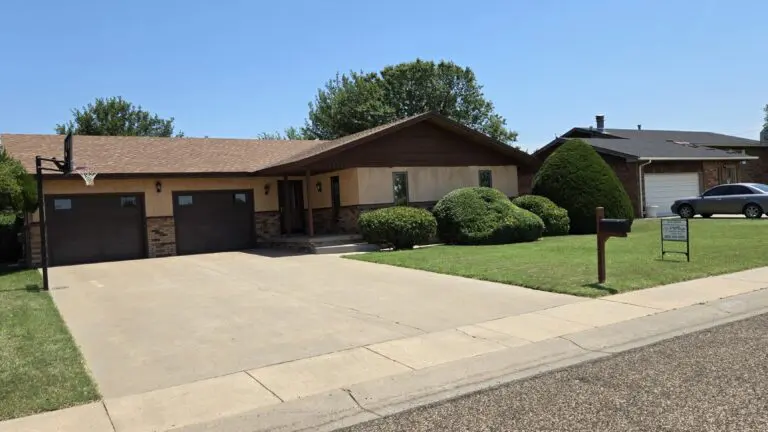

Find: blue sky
<box><xmin>1</xmin><ymin>0</ymin><xmax>765</xmax><ymax>151</ymax></box>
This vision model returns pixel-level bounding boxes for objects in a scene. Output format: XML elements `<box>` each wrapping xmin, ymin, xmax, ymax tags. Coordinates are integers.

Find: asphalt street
<box><xmin>342</xmin><ymin>313</ymin><xmax>768</xmax><ymax>432</ymax></box>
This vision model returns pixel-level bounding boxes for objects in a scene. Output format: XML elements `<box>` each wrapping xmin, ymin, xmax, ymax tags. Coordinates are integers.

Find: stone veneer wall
<box><xmin>254</xmin><ymin>211</ymin><xmax>281</xmax><ymax>239</ymax></box>
<box><xmin>147</xmin><ymin>216</ymin><xmax>176</xmax><ymax>257</ymax></box>
<box><xmin>26</xmin><ymin>222</ymin><xmax>41</xmax><ymax>267</ymax></box>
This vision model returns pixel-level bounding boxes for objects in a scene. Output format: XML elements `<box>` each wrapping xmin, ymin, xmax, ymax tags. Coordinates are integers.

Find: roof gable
<box><xmin>256</xmin><ymin>112</ymin><xmax>538</xmax><ymax>175</ymax></box>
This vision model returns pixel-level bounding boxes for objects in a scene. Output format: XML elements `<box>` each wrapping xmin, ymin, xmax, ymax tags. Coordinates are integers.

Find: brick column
<box><xmin>701</xmin><ymin>162</ymin><xmax>720</xmax><ymax>190</ymax></box>
<box><xmin>147</xmin><ymin>217</ymin><xmax>176</xmax><ymax>257</ymax></box>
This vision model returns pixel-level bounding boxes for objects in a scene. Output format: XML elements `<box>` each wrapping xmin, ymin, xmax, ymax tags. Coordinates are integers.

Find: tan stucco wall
<box><xmin>307</xmin><ymin>169</ymin><xmax>359</xmax><ymax>209</ymax></box>
<box><xmin>31</xmin><ymin>169</ymin><xmax>362</xmax><ymax>222</ymax></box>
<box><xmin>32</xmin><ymin>177</ymin><xmax>278</xmax><ymax>221</ymax></box>
<box><xmin>356</xmin><ymin>166</ymin><xmax>519</xmax><ymax>205</ymax></box>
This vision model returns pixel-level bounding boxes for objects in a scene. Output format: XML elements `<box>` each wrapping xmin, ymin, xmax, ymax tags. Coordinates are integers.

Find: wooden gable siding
<box><xmin>305</xmin><ymin>122</ymin><xmax>514</xmax><ymax>172</ymax></box>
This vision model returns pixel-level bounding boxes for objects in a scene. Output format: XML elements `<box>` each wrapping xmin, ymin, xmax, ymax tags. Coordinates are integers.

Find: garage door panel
<box><xmin>46</xmin><ymin>194</ymin><xmax>146</xmax><ymax>266</ymax></box>
<box><xmin>644</xmin><ymin>173</ymin><xmax>700</xmax><ymax>216</ymax></box>
<box><xmin>173</xmin><ymin>190</ymin><xmax>254</xmax><ymax>255</ymax></box>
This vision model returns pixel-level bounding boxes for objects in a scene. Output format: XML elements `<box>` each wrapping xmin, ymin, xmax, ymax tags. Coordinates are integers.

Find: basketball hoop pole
<box><xmin>35</xmin><ymin>156</ymin><xmax>50</xmax><ymax>291</ymax></box>
<box><xmin>35</xmin><ymin>132</ymin><xmax>73</xmax><ymax>291</ymax></box>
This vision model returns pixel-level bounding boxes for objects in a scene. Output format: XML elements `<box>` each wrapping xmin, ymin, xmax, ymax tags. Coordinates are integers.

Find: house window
<box><xmin>479</xmin><ymin>170</ymin><xmax>493</xmax><ymax>188</ymax></box>
<box><xmin>54</xmin><ymin>199</ymin><xmax>72</xmax><ymax>210</ymax></box>
<box><xmin>120</xmin><ymin>196</ymin><xmax>137</xmax><ymax>208</ymax></box>
<box><xmin>233</xmin><ymin>193</ymin><xmax>247</xmax><ymax>204</ymax></box>
<box><xmin>177</xmin><ymin>195</ymin><xmax>193</xmax><ymax>206</ymax></box>
<box><xmin>392</xmin><ymin>172</ymin><xmax>409</xmax><ymax>206</ymax></box>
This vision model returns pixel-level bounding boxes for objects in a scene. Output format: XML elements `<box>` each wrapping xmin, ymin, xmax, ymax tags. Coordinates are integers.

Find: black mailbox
<box><xmin>599</xmin><ymin>218</ymin><xmax>632</xmax><ymax>235</ymax></box>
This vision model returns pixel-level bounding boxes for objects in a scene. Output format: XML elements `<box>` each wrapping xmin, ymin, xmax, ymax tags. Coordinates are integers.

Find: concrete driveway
<box><xmin>50</xmin><ymin>251</ymin><xmax>580</xmax><ymax>398</ymax></box>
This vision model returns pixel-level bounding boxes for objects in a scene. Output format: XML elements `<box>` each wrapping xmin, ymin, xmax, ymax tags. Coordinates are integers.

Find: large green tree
<box><xmin>255</xmin><ymin>126</ymin><xmax>305</xmax><ymax>140</ymax></box>
<box><xmin>0</xmin><ymin>151</ymin><xmax>37</xmax><ymax>214</ymax></box>
<box><xmin>55</xmin><ymin>96</ymin><xmax>182</xmax><ymax>137</ymax></box>
<box><xmin>763</xmin><ymin>104</ymin><xmax>767</xmax><ymax>129</ymax></box>
<box><xmin>302</xmin><ymin>60</ymin><xmax>518</xmax><ymax>144</ymax></box>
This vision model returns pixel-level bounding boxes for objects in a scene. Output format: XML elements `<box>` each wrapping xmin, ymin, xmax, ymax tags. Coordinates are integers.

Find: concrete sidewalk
<box><xmin>3</xmin><ymin>267</ymin><xmax>768</xmax><ymax>432</ymax></box>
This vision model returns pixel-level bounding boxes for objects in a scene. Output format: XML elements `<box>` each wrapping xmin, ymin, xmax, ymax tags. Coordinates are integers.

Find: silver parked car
<box><xmin>671</xmin><ymin>183</ymin><xmax>768</xmax><ymax>219</ymax></box>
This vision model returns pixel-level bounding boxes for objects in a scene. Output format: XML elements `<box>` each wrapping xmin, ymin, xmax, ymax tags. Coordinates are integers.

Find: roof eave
<box><xmin>636</xmin><ymin>156</ymin><xmax>760</xmax><ymax>161</ymax></box>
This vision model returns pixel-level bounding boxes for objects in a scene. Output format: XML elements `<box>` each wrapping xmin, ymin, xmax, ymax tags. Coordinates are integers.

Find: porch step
<box><xmin>307</xmin><ymin>234</ymin><xmax>365</xmax><ymax>248</ymax></box>
<box><xmin>313</xmin><ymin>242</ymin><xmax>380</xmax><ymax>255</ymax></box>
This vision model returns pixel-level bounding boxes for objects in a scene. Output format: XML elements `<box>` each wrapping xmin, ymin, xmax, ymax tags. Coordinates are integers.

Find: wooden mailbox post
<box><xmin>596</xmin><ymin>207</ymin><xmax>632</xmax><ymax>284</ymax></box>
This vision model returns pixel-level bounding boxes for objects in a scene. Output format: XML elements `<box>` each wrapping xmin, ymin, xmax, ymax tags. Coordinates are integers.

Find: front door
<box><xmin>330</xmin><ymin>176</ymin><xmax>341</xmax><ymax>228</ymax></box>
<box><xmin>278</xmin><ymin>180</ymin><xmax>305</xmax><ymax>234</ymax></box>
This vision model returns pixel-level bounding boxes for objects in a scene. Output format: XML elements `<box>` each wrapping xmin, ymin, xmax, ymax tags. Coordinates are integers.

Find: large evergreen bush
<box><xmin>432</xmin><ymin>187</ymin><xmax>544</xmax><ymax>245</ymax></box>
<box><xmin>532</xmin><ymin>139</ymin><xmax>634</xmax><ymax>234</ymax></box>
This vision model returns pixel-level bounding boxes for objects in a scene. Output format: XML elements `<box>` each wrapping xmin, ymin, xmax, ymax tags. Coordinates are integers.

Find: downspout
<box><xmin>638</xmin><ymin>160</ymin><xmax>653</xmax><ymax>218</ymax></box>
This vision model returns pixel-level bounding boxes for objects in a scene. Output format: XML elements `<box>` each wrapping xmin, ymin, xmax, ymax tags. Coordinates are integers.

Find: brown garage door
<box><xmin>172</xmin><ymin>190</ymin><xmax>254</xmax><ymax>255</ymax></box>
<box><xmin>45</xmin><ymin>194</ymin><xmax>147</xmax><ymax>266</ymax></box>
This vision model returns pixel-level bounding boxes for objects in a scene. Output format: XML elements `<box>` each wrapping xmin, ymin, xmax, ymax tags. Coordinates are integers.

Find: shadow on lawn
<box><xmin>581</xmin><ymin>282</ymin><xmax>619</xmax><ymax>295</ymax></box>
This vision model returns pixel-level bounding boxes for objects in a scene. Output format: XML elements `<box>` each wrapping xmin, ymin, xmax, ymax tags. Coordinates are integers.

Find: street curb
<box><xmin>173</xmin><ymin>287</ymin><xmax>768</xmax><ymax>432</ymax></box>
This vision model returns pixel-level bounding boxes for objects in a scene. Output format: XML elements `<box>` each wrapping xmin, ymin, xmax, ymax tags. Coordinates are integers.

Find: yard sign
<box><xmin>661</xmin><ymin>218</ymin><xmax>690</xmax><ymax>262</ymax></box>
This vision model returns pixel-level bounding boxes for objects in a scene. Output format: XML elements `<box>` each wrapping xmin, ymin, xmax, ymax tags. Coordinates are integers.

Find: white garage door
<box><xmin>644</xmin><ymin>173</ymin><xmax>701</xmax><ymax>216</ymax></box>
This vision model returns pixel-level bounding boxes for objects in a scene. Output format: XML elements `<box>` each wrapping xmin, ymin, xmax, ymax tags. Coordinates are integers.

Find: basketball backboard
<box><xmin>63</xmin><ymin>133</ymin><xmax>73</xmax><ymax>174</ymax></box>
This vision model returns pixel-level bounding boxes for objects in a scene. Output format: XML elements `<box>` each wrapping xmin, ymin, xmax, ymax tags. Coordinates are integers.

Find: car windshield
<box><xmin>751</xmin><ymin>183</ymin><xmax>768</xmax><ymax>193</ymax></box>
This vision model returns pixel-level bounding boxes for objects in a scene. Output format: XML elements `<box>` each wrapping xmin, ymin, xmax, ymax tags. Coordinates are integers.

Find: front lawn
<box><xmin>348</xmin><ymin>219</ymin><xmax>767</xmax><ymax>297</ymax></box>
<box><xmin>0</xmin><ymin>270</ymin><xmax>99</xmax><ymax>420</ymax></box>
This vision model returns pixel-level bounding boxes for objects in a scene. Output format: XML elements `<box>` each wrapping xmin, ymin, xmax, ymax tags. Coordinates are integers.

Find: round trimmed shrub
<box><xmin>358</xmin><ymin>206</ymin><xmax>437</xmax><ymax>250</ymax></box>
<box><xmin>532</xmin><ymin>139</ymin><xmax>634</xmax><ymax>234</ymax></box>
<box><xmin>512</xmin><ymin>195</ymin><xmax>570</xmax><ymax>236</ymax></box>
<box><xmin>432</xmin><ymin>187</ymin><xmax>544</xmax><ymax>245</ymax></box>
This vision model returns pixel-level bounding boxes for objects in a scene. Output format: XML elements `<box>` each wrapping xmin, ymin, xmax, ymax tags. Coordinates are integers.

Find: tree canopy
<box><xmin>255</xmin><ymin>126</ymin><xmax>305</xmax><ymax>140</ymax></box>
<box><xmin>55</xmin><ymin>96</ymin><xmax>182</xmax><ymax>137</ymax></box>
<box><xmin>301</xmin><ymin>60</ymin><xmax>517</xmax><ymax>144</ymax></box>
<box><xmin>0</xmin><ymin>151</ymin><xmax>37</xmax><ymax>214</ymax></box>
<box><xmin>763</xmin><ymin>104</ymin><xmax>767</xmax><ymax>129</ymax></box>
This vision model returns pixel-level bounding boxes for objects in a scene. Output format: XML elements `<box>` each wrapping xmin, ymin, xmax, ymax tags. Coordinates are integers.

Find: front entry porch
<box><xmin>259</xmin><ymin>233</ymin><xmax>379</xmax><ymax>255</ymax></box>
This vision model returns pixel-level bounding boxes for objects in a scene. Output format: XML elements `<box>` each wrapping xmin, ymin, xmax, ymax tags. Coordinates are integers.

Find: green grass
<box><xmin>0</xmin><ymin>270</ymin><xmax>99</xmax><ymax>420</ymax></box>
<box><xmin>348</xmin><ymin>219</ymin><xmax>768</xmax><ymax>297</ymax></box>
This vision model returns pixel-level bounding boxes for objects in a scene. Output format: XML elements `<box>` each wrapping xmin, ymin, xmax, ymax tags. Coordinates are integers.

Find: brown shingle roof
<box><xmin>0</xmin><ymin>134</ymin><xmax>326</xmax><ymax>174</ymax></box>
<box><xmin>1</xmin><ymin>112</ymin><xmax>535</xmax><ymax>176</ymax></box>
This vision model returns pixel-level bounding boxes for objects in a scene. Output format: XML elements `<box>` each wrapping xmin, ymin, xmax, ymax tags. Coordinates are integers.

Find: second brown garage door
<box><xmin>172</xmin><ymin>190</ymin><xmax>254</xmax><ymax>255</ymax></box>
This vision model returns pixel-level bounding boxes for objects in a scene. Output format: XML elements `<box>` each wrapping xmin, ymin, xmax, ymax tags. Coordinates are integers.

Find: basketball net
<box><xmin>74</xmin><ymin>167</ymin><xmax>98</xmax><ymax>186</ymax></box>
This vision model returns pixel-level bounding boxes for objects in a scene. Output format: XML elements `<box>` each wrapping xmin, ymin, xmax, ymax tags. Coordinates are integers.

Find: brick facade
<box><xmin>718</xmin><ymin>147</ymin><xmax>768</xmax><ymax>185</ymax></box>
<box><xmin>147</xmin><ymin>216</ymin><xmax>176</xmax><ymax>257</ymax></box>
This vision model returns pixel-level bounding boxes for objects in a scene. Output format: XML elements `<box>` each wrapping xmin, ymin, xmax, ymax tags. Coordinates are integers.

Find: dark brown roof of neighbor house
<box><xmin>0</xmin><ymin>134</ymin><xmax>326</xmax><ymax>175</ymax></box>
<box><xmin>1</xmin><ymin>112</ymin><xmax>535</xmax><ymax>176</ymax></box>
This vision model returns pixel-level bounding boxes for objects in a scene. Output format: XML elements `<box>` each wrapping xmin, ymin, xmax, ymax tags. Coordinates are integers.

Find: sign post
<box><xmin>661</xmin><ymin>218</ymin><xmax>690</xmax><ymax>261</ymax></box>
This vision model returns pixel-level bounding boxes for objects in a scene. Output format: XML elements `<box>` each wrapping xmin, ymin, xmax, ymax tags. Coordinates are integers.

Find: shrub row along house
<box><xmin>1</xmin><ymin>112</ymin><xmax>536</xmax><ymax>267</ymax></box>
<box><xmin>523</xmin><ymin>115</ymin><xmax>767</xmax><ymax>217</ymax></box>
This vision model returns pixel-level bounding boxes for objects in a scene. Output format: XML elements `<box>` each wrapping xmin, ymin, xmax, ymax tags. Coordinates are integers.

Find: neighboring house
<box><xmin>526</xmin><ymin>115</ymin><xmax>763</xmax><ymax>217</ymax></box>
<box><xmin>2</xmin><ymin>112</ymin><xmax>536</xmax><ymax>266</ymax></box>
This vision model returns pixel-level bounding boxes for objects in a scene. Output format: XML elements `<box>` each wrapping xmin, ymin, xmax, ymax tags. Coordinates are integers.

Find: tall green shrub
<box><xmin>532</xmin><ymin>139</ymin><xmax>633</xmax><ymax>234</ymax></box>
<box><xmin>432</xmin><ymin>187</ymin><xmax>544</xmax><ymax>245</ymax></box>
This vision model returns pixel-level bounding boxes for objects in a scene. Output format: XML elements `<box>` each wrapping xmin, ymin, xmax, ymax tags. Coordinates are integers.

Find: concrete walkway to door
<box><xmin>48</xmin><ymin>251</ymin><xmax>581</xmax><ymax>399</ymax></box>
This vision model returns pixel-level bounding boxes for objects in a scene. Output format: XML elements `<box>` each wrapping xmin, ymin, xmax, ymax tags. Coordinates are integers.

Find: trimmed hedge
<box><xmin>512</xmin><ymin>195</ymin><xmax>570</xmax><ymax>236</ymax></box>
<box><xmin>532</xmin><ymin>139</ymin><xmax>634</xmax><ymax>234</ymax></box>
<box><xmin>358</xmin><ymin>206</ymin><xmax>437</xmax><ymax>250</ymax></box>
<box><xmin>432</xmin><ymin>187</ymin><xmax>544</xmax><ymax>245</ymax></box>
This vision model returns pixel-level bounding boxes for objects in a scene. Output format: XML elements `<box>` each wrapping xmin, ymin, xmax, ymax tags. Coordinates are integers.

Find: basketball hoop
<box><xmin>74</xmin><ymin>166</ymin><xmax>98</xmax><ymax>186</ymax></box>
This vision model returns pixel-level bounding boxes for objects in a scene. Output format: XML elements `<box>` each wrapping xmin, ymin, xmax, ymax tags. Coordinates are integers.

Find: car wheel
<box><xmin>701</xmin><ymin>213</ymin><xmax>713</xmax><ymax>218</ymax></box>
<box><xmin>743</xmin><ymin>204</ymin><xmax>763</xmax><ymax>219</ymax></box>
<box><xmin>677</xmin><ymin>204</ymin><xmax>695</xmax><ymax>219</ymax></box>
